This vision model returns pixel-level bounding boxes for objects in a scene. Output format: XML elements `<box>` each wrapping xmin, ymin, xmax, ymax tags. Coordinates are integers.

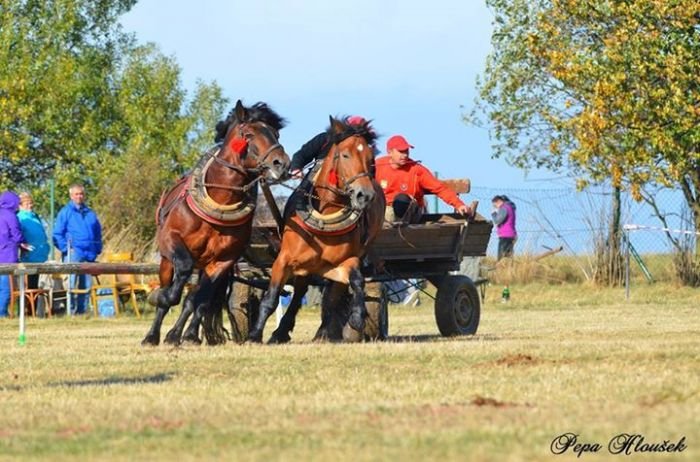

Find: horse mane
<box><xmin>214</xmin><ymin>102</ymin><xmax>287</xmax><ymax>142</ymax></box>
<box><xmin>326</xmin><ymin>116</ymin><xmax>378</xmax><ymax>148</ymax></box>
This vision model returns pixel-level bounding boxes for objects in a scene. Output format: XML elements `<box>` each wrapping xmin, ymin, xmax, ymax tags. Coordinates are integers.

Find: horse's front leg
<box><xmin>164</xmin><ymin>285</ymin><xmax>197</xmax><ymax>345</ymax></box>
<box><xmin>248</xmin><ymin>256</ymin><xmax>291</xmax><ymax>343</ymax></box>
<box><xmin>345</xmin><ymin>258</ymin><xmax>366</xmax><ymax>335</ymax></box>
<box><xmin>269</xmin><ymin>276</ymin><xmax>309</xmax><ymax>344</ymax></box>
<box><xmin>142</xmin><ymin>250</ymin><xmax>193</xmax><ymax>346</ymax></box>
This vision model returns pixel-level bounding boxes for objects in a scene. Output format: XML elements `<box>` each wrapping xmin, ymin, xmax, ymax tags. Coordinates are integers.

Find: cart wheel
<box><xmin>228</xmin><ymin>283</ymin><xmax>261</xmax><ymax>343</ymax></box>
<box><xmin>363</xmin><ymin>282</ymin><xmax>388</xmax><ymax>340</ymax></box>
<box><xmin>434</xmin><ymin>275</ymin><xmax>480</xmax><ymax>336</ymax></box>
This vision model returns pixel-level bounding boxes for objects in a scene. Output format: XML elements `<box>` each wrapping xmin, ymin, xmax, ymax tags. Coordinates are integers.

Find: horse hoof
<box><xmin>348</xmin><ymin>313</ymin><xmax>365</xmax><ymax>333</ymax></box>
<box><xmin>163</xmin><ymin>331</ymin><xmax>181</xmax><ymax>346</ymax></box>
<box><xmin>247</xmin><ymin>332</ymin><xmax>263</xmax><ymax>343</ymax></box>
<box><xmin>147</xmin><ymin>288</ymin><xmax>161</xmax><ymax>307</ymax></box>
<box><xmin>342</xmin><ymin>323</ymin><xmax>363</xmax><ymax>343</ymax></box>
<box><xmin>312</xmin><ymin>331</ymin><xmax>328</xmax><ymax>343</ymax></box>
<box><xmin>268</xmin><ymin>331</ymin><xmax>291</xmax><ymax>344</ymax></box>
<box><xmin>141</xmin><ymin>334</ymin><xmax>160</xmax><ymax>346</ymax></box>
<box><xmin>181</xmin><ymin>334</ymin><xmax>202</xmax><ymax>345</ymax></box>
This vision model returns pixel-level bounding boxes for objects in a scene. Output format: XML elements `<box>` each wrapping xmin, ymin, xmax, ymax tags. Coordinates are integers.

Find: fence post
<box><xmin>625</xmin><ymin>227</ymin><xmax>631</xmax><ymax>300</ymax></box>
<box><xmin>66</xmin><ymin>240</ymin><xmax>72</xmax><ymax>317</ymax></box>
<box><xmin>18</xmin><ymin>271</ymin><xmax>26</xmax><ymax>345</ymax></box>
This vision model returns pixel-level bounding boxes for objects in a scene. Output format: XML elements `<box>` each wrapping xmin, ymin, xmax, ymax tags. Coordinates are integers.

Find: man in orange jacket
<box><xmin>375</xmin><ymin>135</ymin><xmax>471</xmax><ymax>224</ymax></box>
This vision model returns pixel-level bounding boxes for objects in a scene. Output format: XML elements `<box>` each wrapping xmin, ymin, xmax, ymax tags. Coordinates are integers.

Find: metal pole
<box><xmin>49</xmin><ymin>178</ymin><xmax>55</xmax><ymax>245</ymax></box>
<box><xmin>18</xmin><ymin>272</ymin><xmax>26</xmax><ymax>345</ymax></box>
<box><xmin>625</xmin><ymin>229</ymin><xmax>630</xmax><ymax>300</ymax></box>
<box><xmin>66</xmin><ymin>240</ymin><xmax>72</xmax><ymax>317</ymax></box>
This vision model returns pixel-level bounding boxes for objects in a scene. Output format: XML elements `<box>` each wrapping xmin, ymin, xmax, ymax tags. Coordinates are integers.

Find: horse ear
<box><xmin>235</xmin><ymin>100</ymin><xmax>247</xmax><ymax>122</ymax></box>
<box><xmin>329</xmin><ymin>116</ymin><xmax>344</xmax><ymax>134</ymax></box>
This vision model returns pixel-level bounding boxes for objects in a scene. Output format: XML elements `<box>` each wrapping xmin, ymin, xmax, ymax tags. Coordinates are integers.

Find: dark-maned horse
<box><xmin>142</xmin><ymin>100</ymin><xmax>290</xmax><ymax>346</ymax></box>
<box><xmin>247</xmin><ymin>117</ymin><xmax>384</xmax><ymax>343</ymax></box>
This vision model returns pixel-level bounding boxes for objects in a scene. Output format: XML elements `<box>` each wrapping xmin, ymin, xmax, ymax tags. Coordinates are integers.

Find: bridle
<box><xmin>207</xmin><ymin>121</ymin><xmax>284</xmax><ymax>192</ymax></box>
<box><xmin>237</xmin><ymin>122</ymin><xmax>284</xmax><ymax>174</ymax></box>
<box><xmin>317</xmin><ymin>135</ymin><xmax>372</xmax><ymax>200</ymax></box>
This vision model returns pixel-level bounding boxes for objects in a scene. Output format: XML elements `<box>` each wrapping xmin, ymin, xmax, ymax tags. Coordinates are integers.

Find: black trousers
<box><xmin>497</xmin><ymin>238</ymin><xmax>515</xmax><ymax>260</ymax></box>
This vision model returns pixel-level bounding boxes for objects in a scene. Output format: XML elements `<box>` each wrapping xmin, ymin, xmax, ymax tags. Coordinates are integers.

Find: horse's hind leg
<box><xmin>181</xmin><ymin>271</ymin><xmax>223</xmax><ymax>345</ymax></box>
<box><xmin>142</xmin><ymin>245</ymin><xmax>194</xmax><ymax>346</ymax></box>
<box><xmin>248</xmin><ymin>257</ymin><xmax>291</xmax><ymax>343</ymax></box>
<box><xmin>269</xmin><ymin>276</ymin><xmax>309</xmax><ymax>344</ymax></box>
<box><xmin>314</xmin><ymin>282</ymin><xmax>347</xmax><ymax>342</ymax></box>
<box><xmin>344</xmin><ymin>263</ymin><xmax>367</xmax><ymax>340</ymax></box>
<box><xmin>164</xmin><ymin>285</ymin><xmax>197</xmax><ymax>345</ymax></box>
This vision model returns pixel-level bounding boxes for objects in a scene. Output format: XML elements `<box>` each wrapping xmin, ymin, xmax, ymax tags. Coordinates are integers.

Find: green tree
<box><xmin>1</xmin><ymin>1</ymin><xmax>227</xmax><ymax>249</ymax></box>
<box><xmin>474</xmin><ymin>0</ymin><xmax>700</xmax><ymax>283</ymax></box>
<box><xmin>0</xmin><ymin>0</ymin><xmax>137</xmax><ymax>187</ymax></box>
<box><xmin>93</xmin><ymin>44</ymin><xmax>227</xmax><ymax>247</ymax></box>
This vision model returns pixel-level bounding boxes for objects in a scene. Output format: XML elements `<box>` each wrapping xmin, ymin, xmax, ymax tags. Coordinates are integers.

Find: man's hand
<box><xmin>290</xmin><ymin>168</ymin><xmax>303</xmax><ymax>179</ymax></box>
<box><xmin>457</xmin><ymin>200</ymin><xmax>478</xmax><ymax>218</ymax></box>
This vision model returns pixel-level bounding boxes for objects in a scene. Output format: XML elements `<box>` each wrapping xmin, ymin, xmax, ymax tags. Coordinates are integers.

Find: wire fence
<box><xmin>443</xmin><ymin>184</ymin><xmax>695</xmax><ymax>259</ymax></box>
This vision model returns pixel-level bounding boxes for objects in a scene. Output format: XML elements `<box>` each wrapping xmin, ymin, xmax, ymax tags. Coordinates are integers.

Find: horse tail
<box><xmin>201</xmin><ymin>271</ymin><xmax>233</xmax><ymax>345</ymax></box>
<box><xmin>202</xmin><ymin>306</ymin><xmax>228</xmax><ymax>345</ymax></box>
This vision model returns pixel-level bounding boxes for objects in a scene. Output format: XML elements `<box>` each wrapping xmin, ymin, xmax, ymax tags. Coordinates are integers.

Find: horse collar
<box><xmin>185</xmin><ymin>148</ymin><xmax>257</xmax><ymax>227</ymax></box>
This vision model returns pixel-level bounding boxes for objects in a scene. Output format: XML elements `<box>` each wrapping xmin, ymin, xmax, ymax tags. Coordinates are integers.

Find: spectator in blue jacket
<box><xmin>18</xmin><ymin>192</ymin><xmax>51</xmax><ymax>315</ymax></box>
<box><xmin>0</xmin><ymin>191</ymin><xmax>24</xmax><ymax>317</ymax></box>
<box><xmin>52</xmin><ymin>184</ymin><xmax>103</xmax><ymax>314</ymax></box>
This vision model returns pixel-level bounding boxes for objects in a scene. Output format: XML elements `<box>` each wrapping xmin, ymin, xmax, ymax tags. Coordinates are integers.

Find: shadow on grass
<box><xmin>49</xmin><ymin>372</ymin><xmax>174</xmax><ymax>388</ymax></box>
<box><xmin>385</xmin><ymin>333</ymin><xmax>501</xmax><ymax>343</ymax></box>
<box><xmin>0</xmin><ymin>373</ymin><xmax>174</xmax><ymax>393</ymax></box>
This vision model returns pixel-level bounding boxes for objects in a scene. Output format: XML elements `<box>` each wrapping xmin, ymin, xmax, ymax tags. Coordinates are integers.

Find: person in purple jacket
<box><xmin>491</xmin><ymin>195</ymin><xmax>517</xmax><ymax>261</ymax></box>
<box><xmin>0</xmin><ymin>191</ymin><xmax>24</xmax><ymax>317</ymax></box>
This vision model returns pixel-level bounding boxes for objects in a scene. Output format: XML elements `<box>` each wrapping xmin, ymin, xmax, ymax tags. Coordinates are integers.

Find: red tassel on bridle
<box><xmin>328</xmin><ymin>169</ymin><xmax>338</xmax><ymax>187</ymax></box>
<box><xmin>230</xmin><ymin>138</ymin><xmax>248</xmax><ymax>155</ymax></box>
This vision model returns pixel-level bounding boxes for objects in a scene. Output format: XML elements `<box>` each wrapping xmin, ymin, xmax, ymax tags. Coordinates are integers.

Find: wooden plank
<box><xmin>0</xmin><ymin>262</ymin><xmax>160</xmax><ymax>276</ymax></box>
<box><xmin>427</xmin><ymin>178</ymin><xmax>471</xmax><ymax>194</ymax></box>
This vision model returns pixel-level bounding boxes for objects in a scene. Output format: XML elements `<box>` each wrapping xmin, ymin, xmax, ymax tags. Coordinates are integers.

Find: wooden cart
<box><xmin>230</xmin><ymin>178</ymin><xmax>492</xmax><ymax>341</ymax></box>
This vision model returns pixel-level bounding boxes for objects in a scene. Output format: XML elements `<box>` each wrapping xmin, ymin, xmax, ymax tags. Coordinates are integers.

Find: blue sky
<box><xmin>120</xmin><ymin>0</ymin><xmax>561</xmax><ymax>190</ymax></box>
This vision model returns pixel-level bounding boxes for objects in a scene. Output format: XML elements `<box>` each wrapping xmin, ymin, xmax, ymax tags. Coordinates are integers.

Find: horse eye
<box><xmin>341</xmin><ymin>151</ymin><xmax>351</xmax><ymax>159</ymax></box>
<box><xmin>244</xmin><ymin>132</ymin><xmax>255</xmax><ymax>140</ymax></box>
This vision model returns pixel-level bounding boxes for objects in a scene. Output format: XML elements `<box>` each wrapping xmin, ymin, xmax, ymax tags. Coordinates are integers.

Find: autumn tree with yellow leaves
<box><xmin>475</xmin><ymin>0</ymin><xmax>700</xmax><ymax>284</ymax></box>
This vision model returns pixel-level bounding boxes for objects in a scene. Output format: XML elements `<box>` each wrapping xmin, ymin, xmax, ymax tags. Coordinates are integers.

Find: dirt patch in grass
<box><xmin>470</xmin><ymin>396</ymin><xmax>520</xmax><ymax>408</ymax></box>
<box><xmin>495</xmin><ymin>353</ymin><xmax>538</xmax><ymax>366</ymax></box>
<box><xmin>56</xmin><ymin>425</ymin><xmax>92</xmax><ymax>439</ymax></box>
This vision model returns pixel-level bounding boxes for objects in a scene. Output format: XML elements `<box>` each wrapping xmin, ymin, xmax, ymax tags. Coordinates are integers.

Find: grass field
<box><xmin>1</xmin><ymin>283</ymin><xmax>698</xmax><ymax>461</ymax></box>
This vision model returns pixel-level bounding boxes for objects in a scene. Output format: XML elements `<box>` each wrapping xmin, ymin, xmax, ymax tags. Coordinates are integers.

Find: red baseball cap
<box><xmin>346</xmin><ymin>115</ymin><xmax>366</xmax><ymax>126</ymax></box>
<box><xmin>386</xmin><ymin>135</ymin><xmax>414</xmax><ymax>152</ymax></box>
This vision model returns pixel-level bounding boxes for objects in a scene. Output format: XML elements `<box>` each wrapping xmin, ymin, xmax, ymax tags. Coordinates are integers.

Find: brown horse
<box><xmin>142</xmin><ymin>100</ymin><xmax>289</xmax><ymax>346</ymax></box>
<box><xmin>247</xmin><ymin>117</ymin><xmax>385</xmax><ymax>343</ymax></box>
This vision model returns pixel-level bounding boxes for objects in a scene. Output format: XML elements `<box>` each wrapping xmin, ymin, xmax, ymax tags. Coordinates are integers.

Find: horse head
<box><xmin>215</xmin><ymin>100</ymin><xmax>290</xmax><ymax>181</ymax></box>
<box><xmin>318</xmin><ymin>116</ymin><xmax>378</xmax><ymax>211</ymax></box>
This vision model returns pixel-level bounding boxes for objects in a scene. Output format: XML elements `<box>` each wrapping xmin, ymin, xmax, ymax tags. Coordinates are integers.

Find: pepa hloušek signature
<box><xmin>551</xmin><ymin>432</ymin><xmax>687</xmax><ymax>457</ymax></box>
